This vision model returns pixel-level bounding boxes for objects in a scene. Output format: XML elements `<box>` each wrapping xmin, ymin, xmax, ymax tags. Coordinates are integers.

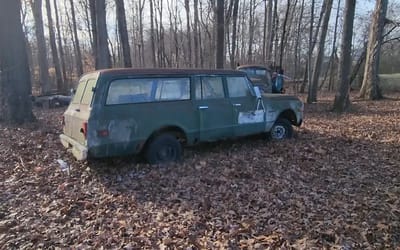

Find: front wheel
<box><xmin>269</xmin><ymin>118</ymin><xmax>293</xmax><ymax>140</ymax></box>
<box><xmin>145</xmin><ymin>134</ymin><xmax>182</xmax><ymax>164</ymax></box>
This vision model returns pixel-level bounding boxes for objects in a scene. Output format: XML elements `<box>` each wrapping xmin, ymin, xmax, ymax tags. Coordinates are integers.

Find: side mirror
<box><xmin>254</xmin><ymin>86</ymin><xmax>262</xmax><ymax>99</ymax></box>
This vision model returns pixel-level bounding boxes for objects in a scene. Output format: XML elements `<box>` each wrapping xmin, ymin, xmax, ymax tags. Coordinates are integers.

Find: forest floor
<box><xmin>1</xmin><ymin>93</ymin><xmax>400</xmax><ymax>249</ymax></box>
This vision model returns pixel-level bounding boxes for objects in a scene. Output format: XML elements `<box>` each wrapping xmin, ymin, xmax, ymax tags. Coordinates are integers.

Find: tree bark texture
<box><xmin>0</xmin><ymin>0</ymin><xmax>34</xmax><ymax>123</ymax></box>
<box><xmin>115</xmin><ymin>0</ymin><xmax>132</xmax><ymax>67</ymax></box>
<box><xmin>333</xmin><ymin>0</ymin><xmax>356</xmax><ymax>112</ymax></box>
<box><xmin>359</xmin><ymin>0</ymin><xmax>388</xmax><ymax>100</ymax></box>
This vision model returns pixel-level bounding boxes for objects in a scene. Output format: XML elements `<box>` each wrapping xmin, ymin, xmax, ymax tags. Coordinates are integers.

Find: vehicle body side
<box><xmin>60</xmin><ymin>68</ymin><xmax>303</xmax><ymax>161</ymax></box>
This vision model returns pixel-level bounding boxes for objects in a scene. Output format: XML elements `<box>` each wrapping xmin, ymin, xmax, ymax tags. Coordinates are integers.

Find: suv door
<box><xmin>194</xmin><ymin>76</ymin><xmax>234</xmax><ymax>141</ymax></box>
<box><xmin>226</xmin><ymin>76</ymin><xmax>266</xmax><ymax>136</ymax></box>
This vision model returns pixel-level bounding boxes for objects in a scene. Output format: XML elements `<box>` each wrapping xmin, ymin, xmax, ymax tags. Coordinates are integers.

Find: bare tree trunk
<box><xmin>272</xmin><ymin>0</ymin><xmax>278</xmax><ymax>66</ymax></box>
<box><xmin>184</xmin><ymin>0</ymin><xmax>192</xmax><ymax>67</ymax></box>
<box><xmin>149</xmin><ymin>0</ymin><xmax>157</xmax><ymax>67</ymax></box>
<box><xmin>306</xmin><ymin>0</ymin><xmax>315</xmax><ymax>94</ymax></box>
<box><xmin>307</xmin><ymin>0</ymin><xmax>333</xmax><ymax>103</ymax></box>
<box><xmin>95</xmin><ymin>0</ymin><xmax>111</xmax><ymax>69</ymax></box>
<box><xmin>53</xmin><ymin>0</ymin><xmax>67</xmax><ymax>86</ymax></box>
<box><xmin>115</xmin><ymin>0</ymin><xmax>132</xmax><ymax>67</ymax></box>
<box><xmin>193</xmin><ymin>0</ymin><xmax>200</xmax><ymax>68</ymax></box>
<box><xmin>0</xmin><ymin>0</ymin><xmax>34</xmax><ymax>123</ymax></box>
<box><xmin>279</xmin><ymin>0</ymin><xmax>291</xmax><ymax>68</ymax></box>
<box><xmin>333</xmin><ymin>0</ymin><xmax>356</xmax><ymax>112</ymax></box>
<box><xmin>294</xmin><ymin>0</ymin><xmax>305</xmax><ymax>82</ymax></box>
<box><xmin>30</xmin><ymin>0</ymin><xmax>50</xmax><ymax>94</ymax></box>
<box><xmin>247</xmin><ymin>0</ymin><xmax>255</xmax><ymax>63</ymax></box>
<box><xmin>69</xmin><ymin>0</ymin><xmax>84</xmax><ymax>76</ymax></box>
<box><xmin>229</xmin><ymin>0</ymin><xmax>239</xmax><ymax>68</ymax></box>
<box><xmin>216</xmin><ymin>0</ymin><xmax>224</xmax><ymax>68</ymax></box>
<box><xmin>45</xmin><ymin>0</ymin><xmax>62</xmax><ymax>92</ymax></box>
<box><xmin>326</xmin><ymin>0</ymin><xmax>341</xmax><ymax>91</ymax></box>
<box><xmin>359</xmin><ymin>0</ymin><xmax>388</xmax><ymax>100</ymax></box>
<box><xmin>89</xmin><ymin>0</ymin><xmax>98</xmax><ymax>68</ymax></box>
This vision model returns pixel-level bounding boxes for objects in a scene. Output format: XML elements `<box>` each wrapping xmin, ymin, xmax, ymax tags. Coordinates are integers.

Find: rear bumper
<box><xmin>60</xmin><ymin>134</ymin><xmax>88</xmax><ymax>160</ymax></box>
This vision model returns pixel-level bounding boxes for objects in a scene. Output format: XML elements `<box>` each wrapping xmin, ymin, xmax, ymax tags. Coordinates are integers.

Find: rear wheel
<box><xmin>269</xmin><ymin>118</ymin><xmax>293</xmax><ymax>140</ymax></box>
<box><xmin>145</xmin><ymin>134</ymin><xmax>182</xmax><ymax>164</ymax></box>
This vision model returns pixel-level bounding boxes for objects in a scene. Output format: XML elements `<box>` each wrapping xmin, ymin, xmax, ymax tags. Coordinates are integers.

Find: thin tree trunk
<box><xmin>272</xmin><ymin>0</ymin><xmax>278</xmax><ymax>66</ymax></box>
<box><xmin>216</xmin><ymin>0</ymin><xmax>224</xmax><ymax>68</ymax></box>
<box><xmin>0</xmin><ymin>0</ymin><xmax>34</xmax><ymax>123</ymax></box>
<box><xmin>149</xmin><ymin>0</ymin><xmax>156</xmax><ymax>67</ymax></box>
<box><xmin>230</xmin><ymin>0</ymin><xmax>239</xmax><ymax>68</ymax></box>
<box><xmin>308</xmin><ymin>0</ymin><xmax>333</xmax><ymax>103</ymax></box>
<box><xmin>333</xmin><ymin>0</ymin><xmax>356</xmax><ymax>112</ymax></box>
<box><xmin>54</xmin><ymin>1</ymin><xmax>67</xmax><ymax>86</ymax></box>
<box><xmin>193</xmin><ymin>0</ymin><xmax>200</xmax><ymax>68</ymax></box>
<box><xmin>69</xmin><ymin>0</ymin><xmax>84</xmax><ymax>76</ymax></box>
<box><xmin>30</xmin><ymin>0</ymin><xmax>50</xmax><ymax>94</ymax></box>
<box><xmin>306</xmin><ymin>0</ymin><xmax>315</xmax><ymax>94</ymax></box>
<box><xmin>45</xmin><ymin>0</ymin><xmax>62</xmax><ymax>92</ymax></box>
<box><xmin>264</xmin><ymin>0</ymin><xmax>273</xmax><ymax>65</ymax></box>
<box><xmin>279</xmin><ymin>0</ymin><xmax>291</xmax><ymax>68</ymax></box>
<box><xmin>115</xmin><ymin>0</ymin><xmax>132</xmax><ymax>67</ymax></box>
<box><xmin>247</xmin><ymin>0</ymin><xmax>255</xmax><ymax>63</ymax></box>
<box><xmin>184</xmin><ymin>0</ymin><xmax>192</xmax><ymax>67</ymax></box>
<box><xmin>89</xmin><ymin>0</ymin><xmax>98</xmax><ymax>68</ymax></box>
<box><xmin>359</xmin><ymin>0</ymin><xmax>388</xmax><ymax>100</ymax></box>
<box><xmin>294</xmin><ymin>0</ymin><xmax>305</xmax><ymax>82</ymax></box>
<box><xmin>326</xmin><ymin>0</ymin><xmax>341</xmax><ymax>91</ymax></box>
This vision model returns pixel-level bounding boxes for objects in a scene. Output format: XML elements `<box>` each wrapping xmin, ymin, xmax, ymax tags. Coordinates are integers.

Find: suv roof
<box><xmin>92</xmin><ymin>68</ymin><xmax>246</xmax><ymax>77</ymax></box>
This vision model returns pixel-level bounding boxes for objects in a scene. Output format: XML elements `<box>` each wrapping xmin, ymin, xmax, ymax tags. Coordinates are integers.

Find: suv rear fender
<box><xmin>143</xmin><ymin>126</ymin><xmax>188</xmax><ymax>152</ymax></box>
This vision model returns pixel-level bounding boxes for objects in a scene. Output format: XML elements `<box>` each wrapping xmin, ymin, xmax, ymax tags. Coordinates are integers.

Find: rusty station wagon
<box><xmin>60</xmin><ymin>68</ymin><xmax>303</xmax><ymax>164</ymax></box>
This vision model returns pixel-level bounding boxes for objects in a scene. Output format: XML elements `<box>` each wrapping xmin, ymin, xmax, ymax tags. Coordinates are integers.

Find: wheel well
<box><xmin>278</xmin><ymin>109</ymin><xmax>297</xmax><ymax>125</ymax></box>
<box><xmin>145</xmin><ymin>126</ymin><xmax>187</xmax><ymax>148</ymax></box>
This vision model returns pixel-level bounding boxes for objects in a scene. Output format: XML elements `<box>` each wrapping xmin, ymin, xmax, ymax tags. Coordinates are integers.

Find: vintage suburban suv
<box><xmin>60</xmin><ymin>68</ymin><xmax>303</xmax><ymax>164</ymax></box>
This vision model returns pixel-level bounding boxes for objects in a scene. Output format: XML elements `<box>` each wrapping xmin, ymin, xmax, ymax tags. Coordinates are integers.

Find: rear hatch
<box><xmin>63</xmin><ymin>75</ymin><xmax>97</xmax><ymax>146</ymax></box>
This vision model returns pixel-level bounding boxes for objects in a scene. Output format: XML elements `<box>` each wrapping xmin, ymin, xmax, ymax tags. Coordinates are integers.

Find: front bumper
<box><xmin>60</xmin><ymin>134</ymin><xmax>88</xmax><ymax>160</ymax></box>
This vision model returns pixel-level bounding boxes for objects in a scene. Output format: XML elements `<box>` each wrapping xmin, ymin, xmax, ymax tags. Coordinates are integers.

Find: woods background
<box><xmin>1</xmin><ymin>0</ymin><xmax>400</xmax><ymax>122</ymax></box>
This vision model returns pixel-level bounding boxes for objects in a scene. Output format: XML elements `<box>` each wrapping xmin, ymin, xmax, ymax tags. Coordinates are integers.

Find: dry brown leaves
<box><xmin>1</xmin><ymin>93</ymin><xmax>399</xmax><ymax>249</ymax></box>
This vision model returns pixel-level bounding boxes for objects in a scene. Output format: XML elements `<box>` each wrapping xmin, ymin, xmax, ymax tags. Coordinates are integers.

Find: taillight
<box><xmin>80</xmin><ymin>122</ymin><xmax>88</xmax><ymax>138</ymax></box>
<box><xmin>97</xmin><ymin>129</ymin><xmax>109</xmax><ymax>137</ymax></box>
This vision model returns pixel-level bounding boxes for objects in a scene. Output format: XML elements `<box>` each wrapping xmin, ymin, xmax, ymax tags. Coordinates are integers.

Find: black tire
<box><xmin>269</xmin><ymin>118</ymin><xmax>293</xmax><ymax>140</ymax></box>
<box><xmin>145</xmin><ymin>134</ymin><xmax>182</xmax><ymax>164</ymax></box>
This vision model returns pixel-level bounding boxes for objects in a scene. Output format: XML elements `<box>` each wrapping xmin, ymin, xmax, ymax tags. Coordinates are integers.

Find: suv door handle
<box><xmin>232</xmin><ymin>103</ymin><xmax>241</xmax><ymax>107</ymax></box>
<box><xmin>198</xmin><ymin>106</ymin><xmax>208</xmax><ymax>110</ymax></box>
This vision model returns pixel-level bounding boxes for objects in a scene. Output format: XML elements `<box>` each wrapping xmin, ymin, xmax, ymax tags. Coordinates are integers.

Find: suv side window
<box><xmin>81</xmin><ymin>79</ymin><xmax>96</xmax><ymax>105</ymax></box>
<box><xmin>195</xmin><ymin>76</ymin><xmax>225</xmax><ymax>100</ymax></box>
<box><xmin>226</xmin><ymin>76</ymin><xmax>252</xmax><ymax>97</ymax></box>
<box><xmin>155</xmin><ymin>78</ymin><xmax>190</xmax><ymax>101</ymax></box>
<box><xmin>106</xmin><ymin>77</ymin><xmax>190</xmax><ymax>105</ymax></box>
<box><xmin>71</xmin><ymin>80</ymin><xmax>87</xmax><ymax>104</ymax></box>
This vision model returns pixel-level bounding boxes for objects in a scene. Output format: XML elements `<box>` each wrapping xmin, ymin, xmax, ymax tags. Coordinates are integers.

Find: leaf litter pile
<box><xmin>1</xmin><ymin>94</ymin><xmax>399</xmax><ymax>249</ymax></box>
